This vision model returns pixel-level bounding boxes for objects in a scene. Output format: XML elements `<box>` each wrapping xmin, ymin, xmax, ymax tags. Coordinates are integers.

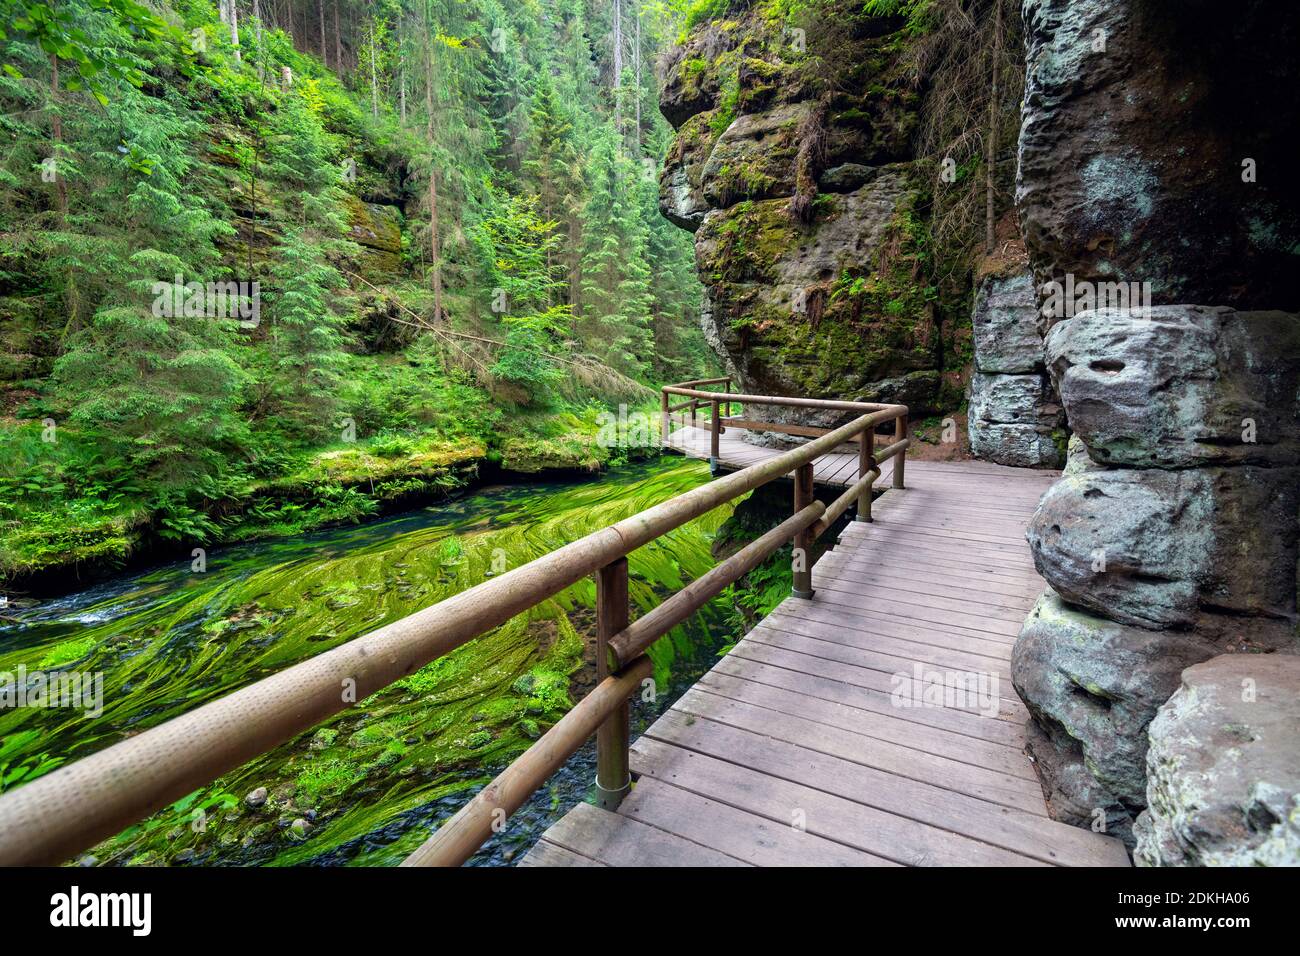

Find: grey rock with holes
<box><xmin>967</xmin><ymin>422</ymin><xmax>1062</xmax><ymax>468</ymax></box>
<box><xmin>969</xmin><ymin>371</ymin><xmax>1062</xmax><ymax>427</ymax></box>
<box><xmin>1046</xmin><ymin>305</ymin><xmax>1300</xmax><ymax>468</ymax></box>
<box><xmin>1135</xmin><ymin>654</ymin><xmax>1300</xmax><ymax>866</ymax></box>
<box><xmin>1013</xmin><ymin>590</ymin><xmax>1295</xmax><ymax>833</ymax></box>
<box><xmin>967</xmin><ymin>269</ymin><xmax>1064</xmax><ymax>468</ymax></box>
<box><xmin>973</xmin><ymin>271</ymin><xmax>1044</xmax><ymax>374</ymax></box>
<box><xmin>1026</xmin><ymin>467</ymin><xmax>1300</xmax><ymax>628</ymax></box>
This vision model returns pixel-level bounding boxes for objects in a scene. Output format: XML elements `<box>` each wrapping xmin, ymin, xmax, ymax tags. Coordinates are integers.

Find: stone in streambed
<box><xmin>1135</xmin><ymin>654</ymin><xmax>1300</xmax><ymax>866</ymax></box>
<box><xmin>244</xmin><ymin>786</ymin><xmax>268</xmax><ymax>809</ymax></box>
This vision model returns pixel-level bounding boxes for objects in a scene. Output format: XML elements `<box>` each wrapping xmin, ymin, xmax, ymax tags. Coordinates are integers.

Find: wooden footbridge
<box><xmin>0</xmin><ymin>379</ymin><xmax>1129</xmax><ymax>867</ymax></box>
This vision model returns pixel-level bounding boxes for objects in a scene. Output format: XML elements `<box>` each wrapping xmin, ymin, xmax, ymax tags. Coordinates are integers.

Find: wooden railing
<box><xmin>0</xmin><ymin>383</ymin><xmax>908</xmax><ymax>868</ymax></box>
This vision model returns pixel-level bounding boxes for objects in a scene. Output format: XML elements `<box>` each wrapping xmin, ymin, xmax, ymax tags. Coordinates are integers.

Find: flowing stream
<box><xmin>0</xmin><ymin>457</ymin><xmax>740</xmax><ymax>866</ymax></box>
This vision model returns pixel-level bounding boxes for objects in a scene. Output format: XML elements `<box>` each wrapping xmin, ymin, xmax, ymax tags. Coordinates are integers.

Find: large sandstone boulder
<box><xmin>972</xmin><ymin>271</ymin><xmax>1042</xmax><ymax>374</ymax></box>
<box><xmin>1026</xmin><ymin>467</ymin><xmax>1299</xmax><ymax>629</ymax></box>
<box><xmin>967</xmin><ymin>268</ymin><xmax>1064</xmax><ymax>468</ymax></box>
<box><xmin>693</xmin><ymin>171</ymin><xmax>937</xmax><ymax>405</ymax></box>
<box><xmin>1046</xmin><ymin>305</ymin><xmax>1300</xmax><ymax>468</ymax></box>
<box><xmin>966</xmin><ymin>371</ymin><xmax>1064</xmax><ymax>468</ymax></box>
<box><xmin>1014</xmin><ymin>590</ymin><xmax>1295</xmax><ymax>828</ymax></box>
<box><xmin>701</xmin><ymin>103</ymin><xmax>811</xmax><ymax>208</ymax></box>
<box><xmin>1017</xmin><ymin>0</ymin><xmax>1300</xmax><ymax>314</ymax></box>
<box><xmin>658</xmin><ymin>22</ymin><xmax>743</xmax><ymax>130</ymax></box>
<box><xmin>1135</xmin><ymin>654</ymin><xmax>1300</xmax><ymax>866</ymax></box>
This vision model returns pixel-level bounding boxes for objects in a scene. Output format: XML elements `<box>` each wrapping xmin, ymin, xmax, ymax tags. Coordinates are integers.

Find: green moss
<box><xmin>37</xmin><ymin>637</ymin><xmax>97</xmax><ymax>669</ymax></box>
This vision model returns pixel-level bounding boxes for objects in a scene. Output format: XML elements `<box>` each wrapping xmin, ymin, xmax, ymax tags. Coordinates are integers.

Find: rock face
<box><xmin>966</xmin><ymin>266</ymin><xmax>1064</xmax><ymax>467</ymax></box>
<box><xmin>1011</xmin><ymin>0</ymin><xmax>1300</xmax><ymax>859</ymax></box>
<box><xmin>658</xmin><ymin>3</ymin><xmax>960</xmax><ymax>422</ymax></box>
<box><xmin>345</xmin><ymin>197</ymin><xmax>404</xmax><ymax>278</ymax></box>
<box><xmin>1135</xmin><ymin>654</ymin><xmax>1300</xmax><ymax>866</ymax></box>
<box><xmin>1014</xmin><ymin>590</ymin><xmax>1295</xmax><ymax>842</ymax></box>
<box><xmin>1017</xmin><ymin>0</ymin><xmax>1300</xmax><ymax>313</ymax></box>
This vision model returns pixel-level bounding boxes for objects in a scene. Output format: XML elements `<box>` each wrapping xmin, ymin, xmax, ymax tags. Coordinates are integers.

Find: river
<box><xmin>0</xmin><ymin>457</ymin><xmax>742</xmax><ymax>866</ymax></box>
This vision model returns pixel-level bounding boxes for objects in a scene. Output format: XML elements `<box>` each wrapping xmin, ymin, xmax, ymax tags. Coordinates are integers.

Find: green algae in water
<box><xmin>0</xmin><ymin>458</ymin><xmax>737</xmax><ymax>866</ymax></box>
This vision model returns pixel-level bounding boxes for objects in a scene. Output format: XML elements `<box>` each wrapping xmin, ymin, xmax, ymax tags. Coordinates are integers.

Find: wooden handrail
<box><xmin>0</xmin><ymin>385</ymin><xmax>906</xmax><ymax>867</ymax></box>
<box><xmin>401</xmin><ymin>656</ymin><xmax>655</xmax><ymax>867</ymax></box>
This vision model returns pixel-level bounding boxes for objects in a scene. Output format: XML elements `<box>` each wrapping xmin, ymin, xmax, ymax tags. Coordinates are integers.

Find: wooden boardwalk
<box><xmin>523</xmin><ymin>451</ymin><xmax>1131</xmax><ymax>867</ymax></box>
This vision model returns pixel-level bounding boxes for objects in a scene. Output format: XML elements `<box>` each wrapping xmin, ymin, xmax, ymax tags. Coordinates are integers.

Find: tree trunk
<box><xmin>230</xmin><ymin>1</ymin><xmax>240</xmax><ymax>64</ymax></box>
<box><xmin>369</xmin><ymin>21</ymin><xmax>379</xmax><ymax>117</ymax></box>
<box><xmin>985</xmin><ymin>0</ymin><xmax>1003</xmax><ymax>254</ymax></box>
<box><xmin>333</xmin><ymin>0</ymin><xmax>343</xmax><ymax>76</ymax></box>
<box><xmin>319</xmin><ymin>0</ymin><xmax>328</xmax><ymax>67</ymax></box>
<box><xmin>48</xmin><ymin>56</ymin><xmax>66</xmax><ymax>222</ymax></box>
<box><xmin>429</xmin><ymin>172</ymin><xmax>443</xmax><ymax>321</ymax></box>
<box><xmin>633</xmin><ymin>1</ymin><xmax>641</xmax><ymax>150</ymax></box>
<box><xmin>253</xmin><ymin>0</ymin><xmax>264</xmax><ymax>82</ymax></box>
<box><xmin>424</xmin><ymin>20</ymin><xmax>443</xmax><ymax>321</ymax></box>
<box><xmin>50</xmin><ymin>55</ymin><xmax>77</xmax><ymax>332</ymax></box>
<box><xmin>612</xmin><ymin>0</ymin><xmax>622</xmax><ymax>139</ymax></box>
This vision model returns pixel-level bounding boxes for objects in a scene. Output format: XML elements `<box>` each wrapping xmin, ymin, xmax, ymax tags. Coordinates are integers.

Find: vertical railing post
<box><xmin>709</xmin><ymin>398</ymin><xmax>721</xmax><ymax>473</ymax></box>
<box><xmin>724</xmin><ymin>378</ymin><xmax>732</xmax><ymax>418</ymax></box>
<box><xmin>660</xmin><ymin>388</ymin><xmax>669</xmax><ymax>448</ymax></box>
<box><xmin>857</xmin><ymin>426</ymin><xmax>874</xmax><ymax>522</ymax></box>
<box><xmin>792</xmin><ymin>462</ymin><xmax>815</xmax><ymax>598</ymax></box>
<box><xmin>594</xmin><ymin>558</ymin><xmax>631</xmax><ymax>811</ymax></box>
<box><xmin>893</xmin><ymin>413</ymin><xmax>908</xmax><ymax>489</ymax></box>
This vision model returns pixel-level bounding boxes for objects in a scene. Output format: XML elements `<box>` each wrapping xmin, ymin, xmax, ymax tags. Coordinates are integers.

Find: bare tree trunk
<box><xmin>48</xmin><ymin>56</ymin><xmax>66</xmax><ymax>222</ymax></box>
<box><xmin>50</xmin><ymin>55</ymin><xmax>77</xmax><ymax>332</ymax></box>
<box><xmin>253</xmin><ymin>0</ymin><xmax>264</xmax><ymax>81</ymax></box>
<box><xmin>334</xmin><ymin>0</ymin><xmax>343</xmax><ymax>76</ymax></box>
<box><xmin>985</xmin><ymin>0</ymin><xmax>1003</xmax><ymax>254</ymax></box>
<box><xmin>612</xmin><ymin>0</ymin><xmax>622</xmax><ymax>140</ymax></box>
<box><xmin>369</xmin><ymin>20</ymin><xmax>379</xmax><ymax>117</ymax></box>
<box><xmin>230</xmin><ymin>0</ymin><xmax>241</xmax><ymax>64</ymax></box>
<box><xmin>424</xmin><ymin>19</ymin><xmax>443</xmax><ymax>321</ymax></box>
<box><xmin>319</xmin><ymin>0</ymin><xmax>328</xmax><ymax>67</ymax></box>
<box><xmin>633</xmin><ymin>0</ymin><xmax>641</xmax><ymax>151</ymax></box>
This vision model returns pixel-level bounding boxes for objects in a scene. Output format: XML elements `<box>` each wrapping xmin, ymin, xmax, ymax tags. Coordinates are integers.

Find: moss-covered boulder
<box><xmin>344</xmin><ymin>197</ymin><xmax>404</xmax><ymax>279</ymax></box>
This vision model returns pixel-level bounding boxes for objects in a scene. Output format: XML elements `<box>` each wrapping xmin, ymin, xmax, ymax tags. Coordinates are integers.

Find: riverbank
<box><xmin>0</xmin><ymin>402</ymin><xmax>664</xmax><ymax>598</ymax></box>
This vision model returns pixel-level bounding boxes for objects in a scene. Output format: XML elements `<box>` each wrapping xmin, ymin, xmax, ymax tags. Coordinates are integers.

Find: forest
<box><xmin>0</xmin><ymin>0</ymin><xmax>717</xmax><ymax>588</ymax></box>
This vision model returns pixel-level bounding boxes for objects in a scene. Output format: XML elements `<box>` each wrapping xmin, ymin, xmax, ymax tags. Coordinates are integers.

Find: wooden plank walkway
<box><xmin>664</xmin><ymin>423</ymin><xmax>881</xmax><ymax>488</ymax></box>
<box><xmin>524</xmin><ymin>453</ymin><xmax>1132</xmax><ymax>867</ymax></box>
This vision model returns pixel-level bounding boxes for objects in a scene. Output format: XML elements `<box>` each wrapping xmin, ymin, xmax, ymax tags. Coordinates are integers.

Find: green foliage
<box><xmin>0</xmin><ymin>0</ymin><xmax>715</xmax><ymax>585</ymax></box>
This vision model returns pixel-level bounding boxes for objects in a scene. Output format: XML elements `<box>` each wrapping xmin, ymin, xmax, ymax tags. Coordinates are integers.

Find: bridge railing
<box><xmin>0</xmin><ymin>385</ymin><xmax>907</xmax><ymax>869</ymax></box>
